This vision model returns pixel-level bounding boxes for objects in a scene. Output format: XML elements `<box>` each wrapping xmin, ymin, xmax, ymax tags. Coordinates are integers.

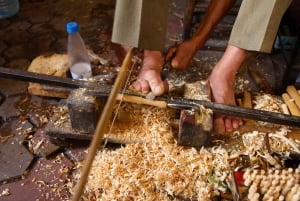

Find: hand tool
<box><xmin>229</xmin><ymin>170</ymin><xmax>241</xmax><ymax>201</ymax></box>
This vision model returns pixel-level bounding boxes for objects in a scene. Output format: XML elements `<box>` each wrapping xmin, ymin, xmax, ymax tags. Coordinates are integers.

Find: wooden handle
<box><xmin>287</xmin><ymin>85</ymin><xmax>300</xmax><ymax>109</ymax></box>
<box><xmin>116</xmin><ymin>94</ymin><xmax>167</xmax><ymax>108</ymax></box>
<box><xmin>282</xmin><ymin>93</ymin><xmax>300</xmax><ymax>116</ymax></box>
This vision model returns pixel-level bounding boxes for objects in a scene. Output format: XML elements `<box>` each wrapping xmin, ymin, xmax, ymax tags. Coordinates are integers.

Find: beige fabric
<box><xmin>229</xmin><ymin>0</ymin><xmax>292</xmax><ymax>53</ymax></box>
<box><xmin>112</xmin><ymin>0</ymin><xmax>169</xmax><ymax>51</ymax></box>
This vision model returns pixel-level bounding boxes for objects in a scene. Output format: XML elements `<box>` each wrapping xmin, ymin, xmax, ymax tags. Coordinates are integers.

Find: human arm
<box><xmin>167</xmin><ymin>0</ymin><xmax>237</xmax><ymax>69</ymax></box>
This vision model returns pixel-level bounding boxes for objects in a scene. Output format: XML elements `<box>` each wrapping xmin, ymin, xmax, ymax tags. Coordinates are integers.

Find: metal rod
<box><xmin>1</xmin><ymin>66</ymin><xmax>299</xmax><ymax>128</ymax></box>
<box><xmin>71</xmin><ymin>48</ymin><xmax>135</xmax><ymax>201</ymax></box>
<box><xmin>164</xmin><ymin>97</ymin><xmax>300</xmax><ymax>127</ymax></box>
<box><xmin>0</xmin><ymin>66</ymin><xmax>102</xmax><ymax>89</ymax></box>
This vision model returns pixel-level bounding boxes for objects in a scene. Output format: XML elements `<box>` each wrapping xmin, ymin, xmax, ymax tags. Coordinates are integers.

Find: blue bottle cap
<box><xmin>66</xmin><ymin>22</ymin><xmax>79</xmax><ymax>34</ymax></box>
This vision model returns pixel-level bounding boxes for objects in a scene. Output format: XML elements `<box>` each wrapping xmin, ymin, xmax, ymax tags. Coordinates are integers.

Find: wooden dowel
<box><xmin>242</xmin><ymin>91</ymin><xmax>255</xmax><ymax>125</ymax></box>
<box><xmin>281</xmin><ymin>104</ymin><xmax>290</xmax><ymax>115</ymax></box>
<box><xmin>71</xmin><ymin>48</ymin><xmax>135</xmax><ymax>201</ymax></box>
<box><xmin>116</xmin><ymin>94</ymin><xmax>167</xmax><ymax>108</ymax></box>
<box><xmin>282</xmin><ymin>93</ymin><xmax>300</xmax><ymax>116</ymax></box>
<box><xmin>286</xmin><ymin>85</ymin><xmax>300</xmax><ymax>109</ymax></box>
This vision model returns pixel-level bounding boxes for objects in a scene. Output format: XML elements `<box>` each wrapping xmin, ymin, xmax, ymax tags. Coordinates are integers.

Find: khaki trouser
<box><xmin>112</xmin><ymin>0</ymin><xmax>292</xmax><ymax>53</ymax></box>
<box><xmin>112</xmin><ymin>0</ymin><xmax>169</xmax><ymax>51</ymax></box>
<box><xmin>229</xmin><ymin>0</ymin><xmax>292</xmax><ymax>53</ymax></box>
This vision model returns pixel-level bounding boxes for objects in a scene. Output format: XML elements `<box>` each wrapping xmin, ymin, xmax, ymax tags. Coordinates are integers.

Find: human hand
<box><xmin>165</xmin><ymin>39</ymin><xmax>198</xmax><ymax>70</ymax></box>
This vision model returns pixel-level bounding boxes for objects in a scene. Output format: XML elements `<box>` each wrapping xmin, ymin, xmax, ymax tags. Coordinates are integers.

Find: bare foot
<box><xmin>132</xmin><ymin>50</ymin><xmax>168</xmax><ymax>96</ymax></box>
<box><xmin>209</xmin><ymin>45</ymin><xmax>247</xmax><ymax>134</ymax></box>
<box><xmin>209</xmin><ymin>70</ymin><xmax>243</xmax><ymax>134</ymax></box>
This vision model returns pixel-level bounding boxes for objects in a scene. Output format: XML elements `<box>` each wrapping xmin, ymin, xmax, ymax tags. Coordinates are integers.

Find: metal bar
<box><xmin>163</xmin><ymin>97</ymin><xmax>300</xmax><ymax>128</ymax></box>
<box><xmin>0</xmin><ymin>66</ymin><xmax>100</xmax><ymax>89</ymax></box>
<box><xmin>1</xmin><ymin>66</ymin><xmax>299</xmax><ymax>128</ymax></box>
<box><xmin>91</xmin><ymin>91</ymin><xmax>300</xmax><ymax>127</ymax></box>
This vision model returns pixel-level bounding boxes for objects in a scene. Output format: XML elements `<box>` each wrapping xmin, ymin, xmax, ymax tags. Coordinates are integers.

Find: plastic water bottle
<box><xmin>0</xmin><ymin>0</ymin><xmax>20</xmax><ymax>19</ymax></box>
<box><xmin>66</xmin><ymin>21</ymin><xmax>92</xmax><ymax>79</ymax></box>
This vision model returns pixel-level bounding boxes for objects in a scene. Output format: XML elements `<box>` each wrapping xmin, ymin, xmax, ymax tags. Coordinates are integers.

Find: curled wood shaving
<box><xmin>0</xmin><ymin>188</ymin><xmax>10</xmax><ymax>196</ymax></box>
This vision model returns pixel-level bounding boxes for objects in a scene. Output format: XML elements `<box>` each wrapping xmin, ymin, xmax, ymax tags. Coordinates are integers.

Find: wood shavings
<box><xmin>253</xmin><ymin>93</ymin><xmax>283</xmax><ymax>113</ymax></box>
<box><xmin>51</xmin><ymin>105</ymin><xmax>70</xmax><ymax>128</ymax></box>
<box><xmin>73</xmin><ymin>103</ymin><xmax>231</xmax><ymax>201</ymax></box>
<box><xmin>235</xmin><ymin>76</ymin><xmax>250</xmax><ymax>92</ymax></box>
<box><xmin>32</xmin><ymin>139</ymin><xmax>45</xmax><ymax>153</ymax></box>
<box><xmin>183</xmin><ymin>80</ymin><xmax>213</xmax><ymax>132</ymax></box>
<box><xmin>253</xmin><ymin>93</ymin><xmax>286</xmax><ymax>126</ymax></box>
<box><xmin>242</xmin><ymin>127</ymin><xmax>299</xmax><ymax>156</ymax></box>
<box><xmin>0</xmin><ymin>188</ymin><xmax>10</xmax><ymax>196</ymax></box>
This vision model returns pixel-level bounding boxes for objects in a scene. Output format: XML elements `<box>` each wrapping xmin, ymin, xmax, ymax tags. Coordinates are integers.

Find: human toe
<box><xmin>224</xmin><ymin>118</ymin><xmax>234</xmax><ymax>132</ymax></box>
<box><xmin>213</xmin><ymin>116</ymin><xmax>226</xmax><ymax>135</ymax></box>
<box><xmin>232</xmin><ymin>118</ymin><xmax>243</xmax><ymax>129</ymax></box>
<box><xmin>132</xmin><ymin>79</ymin><xmax>150</xmax><ymax>93</ymax></box>
<box><xmin>150</xmin><ymin>80</ymin><xmax>168</xmax><ymax>96</ymax></box>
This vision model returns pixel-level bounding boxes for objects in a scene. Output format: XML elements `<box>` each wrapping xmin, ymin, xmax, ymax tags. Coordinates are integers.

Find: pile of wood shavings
<box><xmin>252</xmin><ymin>93</ymin><xmax>286</xmax><ymax>127</ymax></box>
<box><xmin>253</xmin><ymin>93</ymin><xmax>283</xmax><ymax>113</ymax></box>
<box><xmin>73</xmin><ymin>103</ymin><xmax>231</xmax><ymax>201</ymax></box>
<box><xmin>242</xmin><ymin>127</ymin><xmax>300</xmax><ymax>154</ymax></box>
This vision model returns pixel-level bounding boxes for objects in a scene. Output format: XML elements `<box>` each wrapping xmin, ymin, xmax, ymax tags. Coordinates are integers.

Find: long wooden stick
<box><xmin>116</xmin><ymin>94</ymin><xmax>167</xmax><ymax>108</ymax></box>
<box><xmin>71</xmin><ymin>48</ymin><xmax>135</xmax><ymax>201</ymax></box>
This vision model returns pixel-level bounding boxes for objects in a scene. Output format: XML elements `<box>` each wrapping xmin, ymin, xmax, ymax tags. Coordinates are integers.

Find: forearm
<box><xmin>191</xmin><ymin>0</ymin><xmax>237</xmax><ymax>48</ymax></box>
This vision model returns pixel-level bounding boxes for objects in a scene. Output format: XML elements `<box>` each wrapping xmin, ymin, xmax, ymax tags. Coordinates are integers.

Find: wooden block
<box><xmin>27</xmin><ymin>54</ymin><xmax>70</xmax><ymax>98</ymax></box>
<box><xmin>178</xmin><ymin>80</ymin><xmax>212</xmax><ymax>147</ymax></box>
<box><xmin>66</xmin><ymin>88</ymin><xmax>105</xmax><ymax>133</ymax></box>
<box><xmin>28</xmin><ymin>83</ymin><xmax>70</xmax><ymax>98</ymax></box>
